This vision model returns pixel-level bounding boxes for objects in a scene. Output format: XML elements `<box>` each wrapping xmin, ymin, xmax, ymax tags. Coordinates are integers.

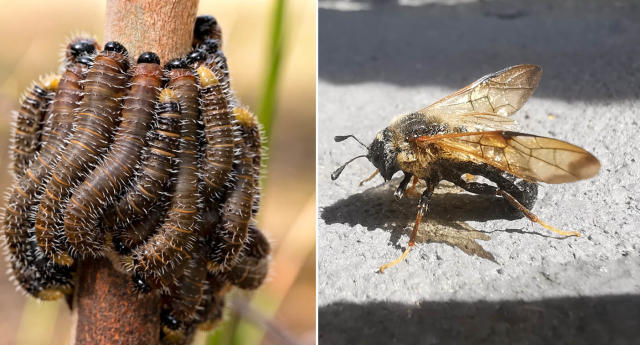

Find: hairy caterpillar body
<box><xmin>111</xmin><ymin>202</ymin><xmax>164</xmax><ymax>254</ymax></box>
<box><xmin>11</xmin><ymin>77</ymin><xmax>58</xmax><ymax>177</ymax></box>
<box><xmin>35</xmin><ymin>42</ymin><xmax>130</xmax><ymax>265</ymax></box>
<box><xmin>233</xmin><ymin>107</ymin><xmax>262</xmax><ymax>216</ymax></box>
<box><xmin>226</xmin><ymin>224</ymin><xmax>270</xmax><ymax>290</ymax></box>
<box><xmin>129</xmin><ymin>59</ymin><xmax>200</xmax><ymax>283</ymax></box>
<box><xmin>36</xmin><ymin>80</ymin><xmax>57</xmax><ymax>150</ymax></box>
<box><xmin>196</xmin><ymin>66</ymin><xmax>234</xmax><ymax>200</ymax></box>
<box><xmin>2</xmin><ymin>39</ymin><xmax>97</xmax><ymax>299</ymax></box>
<box><xmin>196</xmin><ymin>274</ymin><xmax>230</xmax><ymax>331</ymax></box>
<box><xmin>207</xmin><ymin>140</ymin><xmax>254</xmax><ymax>272</ymax></box>
<box><xmin>38</xmin><ymin>54</ymin><xmax>97</xmax><ymax>153</ymax></box>
<box><xmin>103</xmin><ymin>89</ymin><xmax>181</xmax><ymax>234</ymax></box>
<box><xmin>190</xmin><ymin>42</ymin><xmax>263</xmax><ymax>219</ymax></box>
<box><xmin>64</xmin><ymin>52</ymin><xmax>162</xmax><ymax>257</ymax></box>
<box><xmin>3</xmin><ymin>18</ymin><xmax>272</xmax><ymax>333</ymax></box>
<box><xmin>160</xmin><ymin>245</ymin><xmax>208</xmax><ymax>344</ymax></box>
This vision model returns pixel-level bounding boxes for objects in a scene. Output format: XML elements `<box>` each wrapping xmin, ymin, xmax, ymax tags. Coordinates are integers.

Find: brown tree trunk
<box><xmin>104</xmin><ymin>0</ymin><xmax>199</xmax><ymax>63</ymax></box>
<box><xmin>72</xmin><ymin>258</ymin><xmax>161</xmax><ymax>345</ymax></box>
<box><xmin>71</xmin><ymin>1</ymin><xmax>199</xmax><ymax>344</ymax></box>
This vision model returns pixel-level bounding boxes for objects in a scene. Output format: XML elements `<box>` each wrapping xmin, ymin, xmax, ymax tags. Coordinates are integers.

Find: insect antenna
<box><xmin>331</xmin><ymin>154</ymin><xmax>367</xmax><ymax>180</ymax></box>
<box><xmin>334</xmin><ymin>134</ymin><xmax>368</xmax><ymax>149</ymax></box>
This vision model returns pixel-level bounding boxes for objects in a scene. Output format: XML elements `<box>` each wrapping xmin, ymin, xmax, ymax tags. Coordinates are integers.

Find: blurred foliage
<box><xmin>257</xmin><ymin>0</ymin><xmax>286</xmax><ymax>147</ymax></box>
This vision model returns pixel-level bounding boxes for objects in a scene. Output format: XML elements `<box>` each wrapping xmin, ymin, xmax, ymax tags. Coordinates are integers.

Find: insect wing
<box><xmin>420</xmin><ymin>65</ymin><xmax>542</xmax><ymax>130</ymax></box>
<box><xmin>415</xmin><ymin>131</ymin><xmax>600</xmax><ymax>184</ymax></box>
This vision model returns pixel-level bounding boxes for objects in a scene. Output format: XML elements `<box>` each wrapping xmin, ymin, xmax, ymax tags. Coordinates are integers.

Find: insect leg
<box><xmin>497</xmin><ymin>189</ymin><xmax>580</xmax><ymax>237</ymax></box>
<box><xmin>444</xmin><ymin>173</ymin><xmax>497</xmax><ymax>195</ymax></box>
<box><xmin>451</xmin><ymin>162</ymin><xmax>538</xmax><ymax>210</ymax></box>
<box><xmin>393</xmin><ymin>173</ymin><xmax>413</xmax><ymax>200</ymax></box>
<box><xmin>404</xmin><ymin>176</ymin><xmax>421</xmax><ymax>197</ymax></box>
<box><xmin>359</xmin><ymin>169</ymin><xmax>379</xmax><ymax>186</ymax></box>
<box><xmin>379</xmin><ymin>176</ymin><xmax>437</xmax><ymax>273</ymax></box>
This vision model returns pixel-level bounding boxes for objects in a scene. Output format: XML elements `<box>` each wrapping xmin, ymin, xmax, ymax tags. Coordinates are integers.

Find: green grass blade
<box><xmin>258</xmin><ymin>0</ymin><xmax>286</xmax><ymax>149</ymax></box>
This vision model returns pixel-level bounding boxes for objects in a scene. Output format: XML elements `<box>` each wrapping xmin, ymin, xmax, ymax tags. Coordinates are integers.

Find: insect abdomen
<box><xmin>197</xmin><ymin>66</ymin><xmax>234</xmax><ymax>199</ymax></box>
<box><xmin>207</xmin><ymin>140</ymin><xmax>254</xmax><ymax>272</ymax></box>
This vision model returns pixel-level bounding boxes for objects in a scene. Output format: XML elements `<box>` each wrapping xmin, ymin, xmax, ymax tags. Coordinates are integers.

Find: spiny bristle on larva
<box><xmin>39</xmin><ymin>74</ymin><xmax>61</xmax><ymax>91</ymax></box>
<box><xmin>233</xmin><ymin>107</ymin><xmax>256</xmax><ymax>128</ymax></box>
<box><xmin>160</xmin><ymin>88</ymin><xmax>178</xmax><ymax>103</ymax></box>
<box><xmin>121</xmin><ymin>255</ymin><xmax>135</xmax><ymax>271</ymax></box>
<box><xmin>196</xmin><ymin>66</ymin><xmax>219</xmax><ymax>88</ymax></box>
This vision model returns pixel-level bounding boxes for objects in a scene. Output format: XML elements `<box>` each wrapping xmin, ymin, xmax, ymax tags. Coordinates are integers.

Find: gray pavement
<box><xmin>317</xmin><ymin>0</ymin><xmax>640</xmax><ymax>344</ymax></box>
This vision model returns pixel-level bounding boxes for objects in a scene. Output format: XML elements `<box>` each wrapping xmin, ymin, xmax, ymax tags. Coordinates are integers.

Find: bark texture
<box><xmin>72</xmin><ymin>259</ymin><xmax>161</xmax><ymax>345</ymax></box>
<box><xmin>104</xmin><ymin>0</ymin><xmax>199</xmax><ymax>63</ymax></box>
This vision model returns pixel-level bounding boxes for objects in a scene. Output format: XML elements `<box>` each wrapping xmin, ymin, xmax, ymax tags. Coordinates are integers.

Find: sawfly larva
<box><xmin>35</xmin><ymin>41</ymin><xmax>130</xmax><ymax>266</ymax></box>
<box><xmin>129</xmin><ymin>59</ymin><xmax>200</xmax><ymax>285</ymax></box>
<box><xmin>226</xmin><ymin>224</ymin><xmax>270</xmax><ymax>290</ymax></box>
<box><xmin>11</xmin><ymin>76</ymin><xmax>58</xmax><ymax>177</ymax></box>
<box><xmin>2</xmin><ymin>38</ymin><xmax>97</xmax><ymax>299</ymax></box>
<box><xmin>207</xmin><ymin>140</ymin><xmax>254</xmax><ymax>272</ymax></box>
<box><xmin>64</xmin><ymin>52</ymin><xmax>162</xmax><ymax>257</ymax></box>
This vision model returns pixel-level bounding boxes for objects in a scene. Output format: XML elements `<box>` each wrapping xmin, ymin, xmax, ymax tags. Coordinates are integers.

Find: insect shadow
<box><xmin>321</xmin><ymin>179</ymin><xmax>555</xmax><ymax>263</ymax></box>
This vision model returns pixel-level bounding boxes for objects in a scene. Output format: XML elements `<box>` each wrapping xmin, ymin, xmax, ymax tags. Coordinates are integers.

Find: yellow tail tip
<box><xmin>196</xmin><ymin>66</ymin><xmax>219</xmax><ymax>87</ymax></box>
<box><xmin>233</xmin><ymin>107</ymin><xmax>256</xmax><ymax>127</ymax></box>
<box><xmin>159</xmin><ymin>88</ymin><xmax>178</xmax><ymax>103</ymax></box>
<box><xmin>39</xmin><ymin>74</ymin><xmax>61</xmax><ymax>91</ymax></box>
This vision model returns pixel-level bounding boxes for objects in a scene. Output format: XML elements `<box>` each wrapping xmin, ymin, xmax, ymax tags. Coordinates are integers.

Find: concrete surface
<box><xmin>317</xmin><ymin>0</ymin><xmax>640</xmax><ymax>344</ymax></box>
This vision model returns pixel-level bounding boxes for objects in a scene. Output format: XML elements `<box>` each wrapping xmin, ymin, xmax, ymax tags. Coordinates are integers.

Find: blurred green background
<box><xmin>0</xmin><ymin>1</ymin><xmax>316</xmax><ymax>344</ymax></box>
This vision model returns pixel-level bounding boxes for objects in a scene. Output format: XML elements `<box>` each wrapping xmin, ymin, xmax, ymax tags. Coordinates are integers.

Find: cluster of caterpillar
<box><xmin>1</xmin><ymin>15</ymin><xmax>270</xmax><ymax>344</ymax></box>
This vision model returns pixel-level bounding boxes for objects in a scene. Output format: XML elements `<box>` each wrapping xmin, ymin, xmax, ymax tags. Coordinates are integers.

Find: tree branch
<box><xmin>104</xmin><ymin>0</ymin><xmax>199</xmax><ymax>63</ymax></box>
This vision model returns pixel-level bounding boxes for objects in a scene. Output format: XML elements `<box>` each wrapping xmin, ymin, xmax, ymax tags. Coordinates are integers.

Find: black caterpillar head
<box><xmin>137</xmin><ymin>51</ymin><xmax>160</xmax><ymax>65</ymax></box>
<box><xmin>104</xmin><ymin>41</ymin><xmax>128</xmax><ymax>56</ymax></box>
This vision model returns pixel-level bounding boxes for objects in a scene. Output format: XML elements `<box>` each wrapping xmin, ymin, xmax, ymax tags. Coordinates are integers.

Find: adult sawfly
<box><xmin>331</xmin><ymin>65</ymin><xmax>600</xmax><ymax>272</ymax></box>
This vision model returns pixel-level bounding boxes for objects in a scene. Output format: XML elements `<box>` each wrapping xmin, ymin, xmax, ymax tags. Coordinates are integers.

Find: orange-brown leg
<box><xmin>359</xmin><ymin>169</ymin><xmax>379</xmax><ymax>186</ymax></box>
<box><xmin>380</xmin><ymin>178</ymin><xmax>436</xmax><ymax>272</ymax></box>
<box><xmin>405</xmin><ymin>176</ymin><xmax>421</xmax><ymax>197</ymax></box>
<box><xmin>463</xmin><ymin>173</ymin><xmax>477</xmax><ymax>182</ymax></box>
<box><xmin>378</xmin><ymin>209</ymin><xmax>423</xmax><ymax>273</ymax></box>
<box><xmin>496</xmin><ymin>189</ymin><xmax>580</xmax><ymax>237</ymax></box>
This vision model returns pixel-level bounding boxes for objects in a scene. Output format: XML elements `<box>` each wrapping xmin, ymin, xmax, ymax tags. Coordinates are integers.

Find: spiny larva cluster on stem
<box><xmin>1</xmin><ymin>15</ymin><xmax>270</xmax><ymax>345</ymax></box>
